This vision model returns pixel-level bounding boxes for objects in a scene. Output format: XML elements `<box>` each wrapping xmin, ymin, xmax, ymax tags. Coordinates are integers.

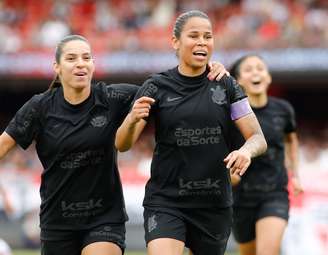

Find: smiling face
<box><xmin>236</xmin><ymin>56</ymin><xmax>272</xmax><ymax>96</ymax></box>
<box><xmin>53</xmin><ymin>40</ymin><xmax>95</xmax><ymax>92</ymax></box>
<box><xmin>172</xmin><ymin>16</ymin><xmax>214</xmax><ymax>76</ymax></box>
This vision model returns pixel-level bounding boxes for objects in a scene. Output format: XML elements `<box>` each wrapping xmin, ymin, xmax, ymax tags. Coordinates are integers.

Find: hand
<box><xmin>224</xmin><ymin>149</ymin><xmax>251</xmax><ymax>176</ymax></box>
<box><xmin>291</xmin><ymin>176</ymin><xmax>303</xmax><ymax>196</ymax></box>
<box><xmin>128</xmin><ymin>96</ymin><xmax>155</xmax><ymax>124</ymax></box>
<box><xmin>207</xmin><ymin>61</ymin><xmax>230</xmax><ymax>81</ymax></box>
<box><xmin>230</xmin><ymin>172</ymin><xmax>241</xmax><ymax>187</ymax></box>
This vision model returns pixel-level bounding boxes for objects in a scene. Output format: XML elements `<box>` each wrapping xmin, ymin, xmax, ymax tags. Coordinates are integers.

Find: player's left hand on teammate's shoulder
<box><xmin>207</xmin><ymin>61</ymin><xmax>230</xmax><ymax>81</ymax></box>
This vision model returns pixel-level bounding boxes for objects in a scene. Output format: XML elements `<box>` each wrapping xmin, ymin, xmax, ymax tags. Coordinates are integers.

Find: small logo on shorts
<box><xmin>210</xmin><ymin>86</ymin><xmax>226</xmax><ymax>105</ymax></box>
<box><xmin>90</xmin><ymin>226</ymin><xmax>112</xmax><ymax>237</ymax></box>
<box><xmin>91</xmin><ymin>116</ymin><xmax>107</xmax><ymax>127</ymax></box>
<box><xmin>104</xmin><ymin>226</ymin><xmax>112</xmax><ymax>231</ymax></box>
<box><xmin>148</xmin><ymin>214</ymin><xmax>157</xmax><ymax>233</ymax></box>
<box><xmin>89</xmin><ymin>225</ymin><xmax>121</xmax><ymax>240</ymax></box>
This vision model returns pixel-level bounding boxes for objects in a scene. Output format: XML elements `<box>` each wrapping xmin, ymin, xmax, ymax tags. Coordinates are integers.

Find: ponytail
<box><xmin>49</xmin><ymin>75</ymin><xmax>61</xmax><ymax>90</ymax></box>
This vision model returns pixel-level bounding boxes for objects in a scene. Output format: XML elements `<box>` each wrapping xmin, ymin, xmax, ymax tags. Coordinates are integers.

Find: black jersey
<box><xmin>5</xmin><ymin>82</ymin><xmax>138</xmax><ymax>230</ymax></box>
<box><xmin>233</xmin><ymin>97</ymin><xmax>296</xmax><ymax>206</ymax></box>
<box><xmin>135</xmin><ymin>67</ymin><xmax>247</xmax><ymax>208</ymax></box>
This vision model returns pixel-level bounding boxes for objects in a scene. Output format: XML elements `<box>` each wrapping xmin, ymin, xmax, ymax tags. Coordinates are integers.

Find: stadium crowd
<box><xmin>0</xmin><ymin>0</ymin><xmax>328</xmax><ymax>53</ymax></box>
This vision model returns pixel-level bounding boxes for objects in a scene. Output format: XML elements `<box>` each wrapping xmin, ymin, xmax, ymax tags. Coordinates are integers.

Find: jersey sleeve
<box><xmin>132</xmin><ymin>78</ymin><xmax>159</xmax><ymax>121</ymax></box>
<box><xmin>224</xmin><ymin>75</ymin><xmax>247</xmax><ymax>103</ymax></box>
<box><xmin>5</xmin><ymin>95</ymin><xmax>42</xmax><ymax>149</ymax></box>
<box><xmin>283</xmin><ymin>100</ymin><xmax>297</xmax><ymax>133</ymax></box>
<box><xmin>106</xmin><ymin>83</ymin><xmax>139</xmax><ymax>122</ymax></box>
<box><xmin>223</xmin><ymin>76</ymin><xmax>252</xmax><ymax>120</ymax></box>
<box><xmin>134</xmin><ymin>78</ymin><xmax>159</xmax><ymax>101</ymax></box>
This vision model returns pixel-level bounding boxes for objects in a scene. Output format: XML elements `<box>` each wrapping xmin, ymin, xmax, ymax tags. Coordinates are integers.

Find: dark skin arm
<box><xmin>224</xmin><ymin>113</ymin><xmax>267</xmax><ymax>176</ymax></box>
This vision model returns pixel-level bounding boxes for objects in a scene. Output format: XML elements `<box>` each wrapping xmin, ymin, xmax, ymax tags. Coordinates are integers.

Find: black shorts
<box><xmin>144</xmin><ymin>206</ymin><xmax>232</xmax><ymax>255</ymax></box>
<box><xmin>232</xmin><ymin>192</ymin><xmax>289</xmax><ymax>243</ymax></box>
<box><xmin>40</xmin><ymin>223</ymin><xmax>126</xmax><ymax>255</ymax></box>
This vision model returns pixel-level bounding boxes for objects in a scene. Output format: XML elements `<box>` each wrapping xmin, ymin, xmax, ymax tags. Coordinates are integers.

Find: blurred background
<box><xmin>0</xmin><ymin>0</ymin><xmax>327</xmax><ymax>254</ymax></box>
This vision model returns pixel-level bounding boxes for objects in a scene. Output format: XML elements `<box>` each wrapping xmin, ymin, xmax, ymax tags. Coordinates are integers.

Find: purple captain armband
<box><xmin>230</xmin><ymin>98</ymin><xmax>253</xmax><ymax>120</ymax></box>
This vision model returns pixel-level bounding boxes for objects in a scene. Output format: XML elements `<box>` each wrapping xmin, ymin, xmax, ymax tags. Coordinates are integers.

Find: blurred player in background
<box><xmin>116</xmin><ymin>10</ymin><xmax>267</xmax><ymax>255</ymax></box>
<box><xmin>229</xmin><ymin>55</ymin><xmax>303</xmax><ymax>255</ymax></box>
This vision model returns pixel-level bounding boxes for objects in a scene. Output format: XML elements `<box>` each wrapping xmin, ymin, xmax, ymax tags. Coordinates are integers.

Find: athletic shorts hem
<box><xmin>257</xmin><ymin>210</ymin><xmax>289</xmax><ymax>221</ymax></box>
<box><xmin>82</xmin><ymin>239</ymin><xmax>125</xmax><ymax>254</ymax></box>
<box><xmin>145</xmin><ymin>234</ymin><xmax>185</xmax><ymax>246</ymax></box>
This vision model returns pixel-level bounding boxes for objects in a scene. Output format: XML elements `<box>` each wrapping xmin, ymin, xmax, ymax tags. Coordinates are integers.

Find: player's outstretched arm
<box><xmin>224</xmin><ymin>113</ymin><xmax>267</xmax><ymax>176</ymax></box>
<box><xmin>115</xmin><ymin>96</ymin><xmax>155</xmax><ymax>152</ymax></box>
<box><xmin>0</xmin><ymin>132</ymin><xmax>16</xmax><ymax>160</ymax></box>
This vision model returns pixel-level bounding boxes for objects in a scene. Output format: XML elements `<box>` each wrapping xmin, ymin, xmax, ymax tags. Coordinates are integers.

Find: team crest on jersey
<box><xmin>91</xmin><ymin>116</ymin><xmax>107</xmax><ymax>127</ymax></box>
<box><xmin>210</xmin><ymin>85</ymin><xmax>226</xmax><ymax>105</ymax></box>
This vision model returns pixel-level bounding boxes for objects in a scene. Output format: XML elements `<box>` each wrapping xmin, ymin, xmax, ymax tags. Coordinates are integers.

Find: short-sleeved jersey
<box><xmin>135</xmin><ymin>67</ymin><xmax>247</xmax><ymax>208</ymax></box>
<box><xmin>5</xmin><ymin>82</ymin><xmax>138</xmax><ymax>230</ymax></box>
<box><xmin>233</xmin><ymin>97</ymin><xmax>296</xmax><ymax>206</ymax></box>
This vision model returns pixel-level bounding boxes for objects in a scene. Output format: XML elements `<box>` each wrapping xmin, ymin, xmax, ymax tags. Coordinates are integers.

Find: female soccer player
<box><xmin>115</xmin><ymin>11</ymin><xmax>267</xmax><ymax>255</ymax></box>
<box><xmin>0</xmin><ymin>35</ymin><xmax>138</xmax><ymax>255</ymax></box>
<box><xmin>229</xmin><ymin>55</ymin><xmax>303</xmax><ymax>255</ymax></box>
